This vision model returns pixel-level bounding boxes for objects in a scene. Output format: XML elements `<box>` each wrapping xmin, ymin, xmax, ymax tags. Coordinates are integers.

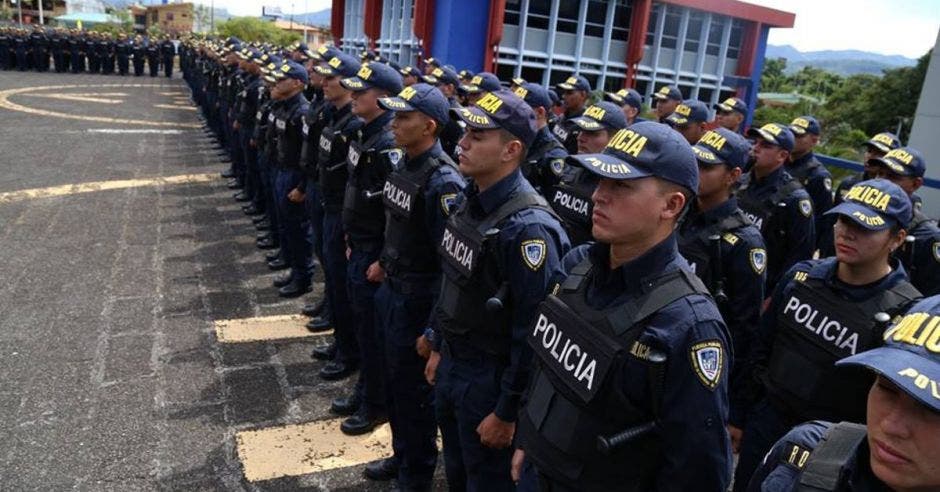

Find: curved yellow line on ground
<box><xmin>0</xmin><ymin>173</ymin><xmax>219</xmax><ymax>204</ymax></box>
<box><xmin>0</xmin><ymin>84</ymin><xmax>201</xmax><ymax>128</ymax></box>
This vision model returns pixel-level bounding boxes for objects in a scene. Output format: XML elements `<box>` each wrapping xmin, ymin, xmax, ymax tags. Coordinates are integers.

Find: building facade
<box><xmin>331</xmin><ymin>0</ymin><xmax>794</xmax><ymax>126</ymax></box>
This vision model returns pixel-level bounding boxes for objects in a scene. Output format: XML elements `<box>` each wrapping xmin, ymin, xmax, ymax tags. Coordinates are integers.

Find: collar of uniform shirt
<box><xmin>361</xmin><ymin>110</ymin><xmax>394</xmax><ymax>140</ymax></box>
<box><xmin>587</xmin><ymin>234</ymin><xmax>681</xmax><ymax>307</ymax></box>
<box><xmin>752</xmin><ymin>164</ymin><xmax>790</xmax><ymax>187</ymax></box>
<box><xmin>404</xmin><ymin>140</ymin><xmax>444</xmax><ymax>169</ymax></box>
<box><xmin>789</xmin><ymin>150</ymin><xmax>816</xmax><ymax>167</ymax></box>
<box><xmin>688</xmin><ymin>196</ymin><xmax>739</xmax><ymax>226</ymax></box>
<box><xmin>817</xmin><ymin>256</ymin><xmax>910</xmax><ymax>301</ymax></box>
<box><xmin>468</xmin><ymin>167</ymin><xmax>526</xmax><ymax>217</ymax></box>
<box><xmin>332</xmin><ymin>99</ymin><xmax>353</xmax><ymax>119</ymax></box>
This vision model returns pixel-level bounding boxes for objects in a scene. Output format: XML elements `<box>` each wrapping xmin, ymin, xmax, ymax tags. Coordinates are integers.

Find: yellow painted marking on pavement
<box><xmin>24</xmin><ymin>93</ymin><xmax>124</xmax><ymax>104</ymax></box>
<box><xmin>154</xmin><ymin>104</ymin><xmax>197</xmax><ymax>111</ymax></box>
<box><xmin>0</xmin><ymin>84</ymin><xmax>200</xmax><ymax>128</ymax></box>
<box><xmin>0</xmin><ymin>173</ymin><xmax>218</xmax><ymax>204</ymax></box>
<box><xmin>236</xmin><ymin>418</ymin><xmax>393</xmax><ymax>482</ymax></box>
<box><xmin>214</xmin><ymin>314</ymin><xmax>330</xmax><ymax>343</ymax></box>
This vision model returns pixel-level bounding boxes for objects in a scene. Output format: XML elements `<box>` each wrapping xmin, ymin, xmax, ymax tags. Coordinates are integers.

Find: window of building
<box><xmin>645</xmin><ymin>4</ymin><xmax>660</xmax><ymax>46</ymax></box>
<box><xmin>527</xmin><ymin>0</ymin><xmax>551</xmax><ymax>30</ymax></box>
<box><xmin>660</xmin><ymin>6</ymin><xmax>681</xmax><ymax>49</ymax></box>
<box><xmin>611</xmin><ymin>0</ymin><xmax>632</xmax><ymax>41</ymax></box>
<box><xmin>706</xmin><ymin>17</ymin><xmax>725</xmax><ymax>56</ymax></box>
<box><xmin>504</xmin><ymin>0</ymin><xmax>521</xmax><ymax>25</ymax></box>
<box><xmin>727</xmin><ymin>19</ymin><xmax>745</xmax><ymax>59</ymax></box>
<box><xmin>684</xmin><ymin>11</ymin><xmax>705</xmax><ymax>53</ymax></box>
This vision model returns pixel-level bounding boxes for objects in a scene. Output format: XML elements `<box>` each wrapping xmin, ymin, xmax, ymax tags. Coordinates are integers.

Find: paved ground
<box><xmin>0</xmin><ymin>70</ymin><xmax>434</xmax><ymax>491</ymax></box>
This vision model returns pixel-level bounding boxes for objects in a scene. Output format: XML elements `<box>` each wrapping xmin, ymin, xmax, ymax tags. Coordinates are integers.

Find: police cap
<box><xmin>341</xmin><ymin>62</ymin><xmax>404</xmax><ymax>94</ymax></box>
<box><xmin>570</xmin><ymin>102</ymin><xmax>628</xmax><ymax>132</ymax></box>
<box><xmin>788</xmin><ymin>115</ymin><xmax>821</xmax><ymax>136</ymax></box>
<box><xmin>665</xmin><ymin>99</ymin><xmax>710</xmax><ymax>127</ymax></box>
<box><xmin>868</xmin><ymin>146</ymin><xmax>926</xmax><ymax>178</ymax></box>
<box><xmin>747</xmin><ymin>123</ymin><xmax>795</xmax><ymax>152</ymax></box>
<box><xmin>693</xmin><ymin>128</ymin><xmax>751</xmax><ymax>169</ymax></box>
<box><xmin>378</xmin><ymin>83</ymin><xmax>452</xmax><ymax>126</ymax></box>
<box><xmin>315</xmin><ymin>52</ymin><xmax>361</xmax><ymax>78</ymax></box>
<box><xmin>451</xmin><ymin>89</ymin><xmax>538</xmax><ymax>147</ymax></box>
<box><xmin>825</xmin><ymin>178</ymin><xmax>912</xmax><ymax>230</ymax></box>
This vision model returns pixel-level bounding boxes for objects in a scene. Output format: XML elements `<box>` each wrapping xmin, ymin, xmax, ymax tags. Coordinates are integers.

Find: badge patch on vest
<box><xmin>440</xmin><ymin>193</ymin><xmax>457</xmax><ymax>215</ymax></box>
<box><xmin>690</xmin><ymin>340</ymin><xmax>723</xmax><ymax>390</ymax></box>
<box><xmin>521</xmin><ymin>239</ymin><xmax>547</xmax><ymax>271</ymax></box>
<box><xmin>799</xmin><ymin>199</ymin><xmax>813</xmax><ymax>217</ymax></box>
<box><xmin>385</xmin><ymin>149</ymin><xmax>403</xmax><ymax>167</ymax></box>
<box><xmin>550</xmin><ymin>158</ymin><xmax>565</xmax><ymax>176</ymax></box>
<box><xmin>750</xmin><ymin>248</ymin><xmax>767</xmax><ymax>275</ymax></box>
<box><xmin>823</xmin><ymin>177</ymin><xmax>832</xmax><ymax>192</ymax></box>
<box><xmin>933</xmin><ymin>241</ymin><xmax>939</xmax><ymax>262</ymax></box>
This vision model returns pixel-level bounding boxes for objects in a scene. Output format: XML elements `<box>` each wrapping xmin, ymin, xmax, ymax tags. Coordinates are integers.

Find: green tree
<box><xmin>216</xmin><ymin>17</ymin><xmax>300</xmax><ymax>46</ymax></box>
<box><xmin>759</xmin><ymin>57</ymin><xmax>791</xmax><ymax>93</ymax></box>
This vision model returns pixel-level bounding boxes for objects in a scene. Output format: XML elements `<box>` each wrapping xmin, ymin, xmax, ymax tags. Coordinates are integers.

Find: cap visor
<box><xmin>837</xmin><ymin>346</ymin><xmax>940</xmax><ymax>413</ymax></box>
<box><xmin>824</xmin><ymin>202</ymin><xmax>894</xmax><ymax>231</ymax></box>
<box><xmin>450</xmin><ymin>106</ymin><xmax>499</xmax><ymax>130</ymax></box>
<box><xmin>665</xmin><ymin>114</ymin><xmax>689</xmax><ymax>126</ymax></box>
<box><xmin>865</xmin><ymin>141</ymin><xmax>891</xmax><ymax>153</ymax></box>
<box><xmin>868</xmin><ymin>157</ymin><xmax>913</xmax><ymax>177</ymax></box>
<box><xmin>747</xmin><ymin>127</ymin><xmax>779</xmax><ymax>145</ymax></box>
<box><xmin>314</xmin><ymin>65</ymin><xmax>337</xmax><ymax>76</ymax></box>
<box><xmin>788</xmin><ymin>125</ymin><xmax>807</xmax><ymax>135</ymax></box>
<box><xmin>604</xmin><ymin>92</ymin><xmax>624</xmax><ymax>104</ymax></box>
<box><xmin>377</xmin><ymin>96</ymin><xmax>416</xmax><ymax>112</ymax></box>
<box><xmin>692</xmin><ymin>145</ymin><xmax>724</xmax><ymax>165</ymax></box>
<box><xmin>567</xmin><ymin>153</ymin><xmax>650</xmax><ymax>181</ymax></box>
<box><xmin>653</xmin><ymin>93</ymin><xmax>669</xmax><ymax>100</ymax></box>
<box><xmin>340</xmin><ymin>76</ymin><xmax>371</xmax><ymax>91</ymax></box>
<box><xmin>570</xmin><ymin>117</ymin><xmax>605</xmax><ymax>131</ymax></box>
<box><xmin>714</xmin><ymin>103</ymin><xmax>733</xmax><ymax>112</ymax></box>
<box><xmin>557</xmin><ymin>83</ymin><xmax>575</xmax><ymax>91</ymax></box>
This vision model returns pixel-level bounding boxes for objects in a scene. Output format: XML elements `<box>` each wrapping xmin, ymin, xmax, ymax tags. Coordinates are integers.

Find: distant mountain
<box><xmin>293</xmin><ymin>9</ymin><xmax>331</xmax><ymax>27</ymax></box>
<box><xmin>766</xmin><ymin>44</ymin><xmax>917</xmax><ymax>76</ymax></box>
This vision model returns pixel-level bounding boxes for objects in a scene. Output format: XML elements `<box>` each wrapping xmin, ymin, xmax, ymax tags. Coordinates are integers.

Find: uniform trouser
<box><xmin>33</xmin><ymin>50</ymin><xmax>46</xmax><ymax>71</ymax></box>
<box><xmin>240</xmin><ymin>127</ymin><xmax>260</xmax><ymax>206</ymax></box>
<box><xmin>53</xmin><ymin>51</ymin><xmax>65</xmax><ymax>72</ymax></box>
<box><xmin>435</xmin><ymin>342</ymin><xmax>515</xmax><ymax>492</ymax></box>
<box><xmin>260</xmin><ymin>152</ymin><xmax>281</xmax><ymax>254</ymax></box>
<box><xmin>102</xmin><ymin>56</ymin><xmax>114</xmax><ymax>73</ymax></box>
<box><xmin>375</xmin><ymin>280</ymin><xmax>438</xmax><ymax>489</ymax></box>
<box><xmin>70</xmin><ymin>52</ymin><xmax>83</xmax><ymax>72</ymax></box>
<box><xmin>321</xmin><ymin>210</ymin><xmax>358</xmax><ymax>365</ymax></box>
<box><xmin>732</xmin><ymin>399</ymin><xmax>793</xmax><ymax>492</ymax></box>
<box><xmin>304</xmin><ymin>179</ymin><xmax>325</xmax><ymax>266</ymax></box>
<box><xmin>163</xmin><ymin>56</ymin><xmax>173</xmax><ymax>77</ymax></box>
<box><xmin>89</xmin><ymin>56</ymin><xmax>100</xmax><ymax>73</ymax></box>
<box><xmin>148</xmin><ymin>57</ymin><xmax>159</xmax><ymax>76</ymax></box>
<box><xmin>117</xmin><ymin>56</ymin><xmax>129</xmax><ymax>75</ymax></box>
<box><xmin>347</xmin><ymin>247</ymin><xmax>386</xmax><ymax>411</ymax></box>
<box><xmin>274</xmin><ymin>169</ymin><xmax>311</xmax><ymax>281</ymax></box>
<box><xmin>133</xmin><ymin>59</ymin><xmax>144</xmax><ymax>76</ymax></box>
<box><xmin>16</xmin><ymin>51</ymin><xmax>27</xmax><ymax>70</ymax></box>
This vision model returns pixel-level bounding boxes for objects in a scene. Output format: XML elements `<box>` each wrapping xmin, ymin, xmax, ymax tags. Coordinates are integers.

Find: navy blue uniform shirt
<box><xmin>787</xmin><ymin>151</ymin><xmax>833</xmax><ymax>250</ymax></box>
<box><xmin>523</xmin><ymin>125</ymin><xmax>568</xmax><ymax>193</ymax></box>
<box><xmin>553</xmin><ymin>236</ymin><xmax>733</xmax><ymax>491</ymax></box>
<box><xmin>904</xmin><ymin>212</ymin><xmax>940</xmax><ymax>296</ymax></box>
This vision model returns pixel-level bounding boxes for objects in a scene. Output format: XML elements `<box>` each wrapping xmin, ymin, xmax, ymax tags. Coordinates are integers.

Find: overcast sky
<box><xmin>199</xmin><ymin>0</ymin><xmax>938</xmax><ymax>59</ymax></box>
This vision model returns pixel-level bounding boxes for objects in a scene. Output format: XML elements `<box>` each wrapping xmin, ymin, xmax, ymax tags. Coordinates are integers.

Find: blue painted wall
<box><xmin>430</xmin><ymin>0</ymin><xmax>492</xmax><ymax>72</ymax></box>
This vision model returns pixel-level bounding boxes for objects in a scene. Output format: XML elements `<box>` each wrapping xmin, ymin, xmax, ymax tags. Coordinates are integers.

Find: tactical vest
<box><xmin>737</xmin><ymin>174</ymin><xmax>804</xmax><ymax>233</ymax></box>
<box><xmin>548</xmin><ymin>168</ymin><xmax>596</xmax><ymax>247</ymax></box>
<box><xmin>796</xmin><ymin>422</ymin><xmax>868</xmax><ymax>492</ymax></box>
<box><xmin>521</xmin><ymin>134</ymin><xmax>566</xmax><ymax>192</ymax></box>
<box><xmin>437</xmin><ymin>191</ymin><xmax>556</xmax><ymax>358</ymax></box>
<box><xmin>275</xmin><ymin>101</ymin><xmax>306</xmax><ymax>169</ymax></box>
<box><xmin>317</xmin><ymin>108</ymin><xmax>357</xmax><ymax>207</ymax></box>
<box><xmin>677</xmin><ymin>209</ymin><xmax>751</xmax><ymax>297</ymax></box>
<box><xmin>767</xmin><ymin>264</ymin><xmax>919</xmax><ymax>423</ymax></box>
<box><xmin>343</xmin><ymin>127</ymin><xmax>397</xmax><ymax>241</ymax></box>
<box><xmin>381</xmin><ymin>154</ymin><xmax>452</xmax><ymax>276</ymax></box>
<box><xmin>518</xmin><ymin>258</ymin><xmax>710</xmax><ymax>490</ymax></box>
<box><xmin>300</xmin><ymin>99</ymin><xmax>329</xmax><ymax>177</ymax></box>
<box><xmin>551</xmin><ymin>118</ymin><xmax>580</xmax><ymax>154</ymax></box>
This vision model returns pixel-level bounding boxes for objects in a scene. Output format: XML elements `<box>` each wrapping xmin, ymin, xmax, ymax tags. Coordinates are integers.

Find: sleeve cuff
<box><xmin>494</xmin><ymin>395</ymin><xmax>520</xmax><ymax>423</ymax></box>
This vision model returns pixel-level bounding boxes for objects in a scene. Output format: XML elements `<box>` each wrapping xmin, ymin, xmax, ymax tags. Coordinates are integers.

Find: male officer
<box><xmin>13</xmin><ymin>28</ymin><xmax>28</xmax><ymax>71</ymax></box>
<box><xmin>399</xmin><ymin>65</ymin><xmax>421</xmax><ymax>86</ymax></box>
<box><xmin>732</xmin><ymin>179</ymin><xmax>920</xmax><ymax>491</ymax></box>
<box><xmin>665</xmin><ymin>99</ymin><xmax>710</xmax><ymax>145</ymax></box>
<box><xmin>429</xmin><ymin>89</ymin><xmax>570</xmax><ymax>491</ymax></box>
<box><xmin>0</xmin><ymin>28</ymin><xmax>9</xmax><ymax>70</ymax></box>
<box><xmin>787</xmin><ymin>116</ymin><xmax>833</xmax><ymax>250</ymax></box>
<box><xmin>550</xmin><ymin>101</ymin><xmax>627</xmax><ymax>247</ymax></box>
<box><xmin>51</xmin><ymin>28</ymin><xmax>66</xmax><ymax>73</ymax></box>
<box><xmin>269</xmin><ymin>61</ymin><xmax>312</xmax><ymax>298</ymax></box>
<box><xmin>513</xmin><ymin>82</ymin><xmax>568</xmax><ymax>194</ymax></box>
<box><xmin>234</xmin><ymin>49</ymin><xmax>265</xmax><ymax>222</ymax></box>
<box><xmin>115</xmin><ymin>33</ymin><xmax>130</xmax><ymax>76</ymax></box>
<box><xmin>834</xmin><ymin>131</ymin><xmax>901</xmax><ymax>206</ymax></box>
<box><xmin>146</xmin><ymin>37</ymin><xmax>160</xmax><ymax>76</ymax></box>
<box><xmin>652</xmin><ymin>84</ymin><xmax>683</xmax><ymax>122</ymax></box>
<box><xmin>131</xmin><ymin>35</ymin><xmax>145</xmax><ymax>76</ymax></box>
<box><xmin>161</xmin><ymin>36</ymin><xmax>175</xmax><ymax>77</ymax></box>
<box><xmin>737</xmin><ymin>123</ymin><xmax>815</xmax><ymax>292</ymax></box>
<box><xmin>422</xmin><ymin>65</ymin><xmax>464</xmax><ymax>160</ymax></box>
<box><xmin>29</xmin><ymin>26</ymin><xmax>48</xmax><ymax>72</ymax></box>
<box><xmin>366</xmin><ymin>83</ymin><xmax>466</xmax><ymax>489</ymax></box>
<box><xmin>869</xmin><ymin>147</ymin><xmax>940</xmax><ymax>296</ymax></box>
<box><xmin>746</xmin><ymin>294</ymin><xmax>940</xmax><ymax>492</ymax></box>
<box><xmin>100</xmin><ymin>33</ymin><xmax>115</xmax><ymax>75</ymax></box>
<box><xmin>312</xmin><ymin>52</ymin><xmax>364</xmax><ymax>379</ymax></box>
<box><xmin>553</xmin><ymin>74</ymin><xmax>591</xmax><ymax>154</ymax></box>
<box><xmin>605</xmin><ymin>87</ymin><xmax>644</xmax><ymax>126</ymax></box>
<box><xmin>678</xmin><ymin>127</ymin><xmax>766</xmax><ymax>446</ymax></box>
<box><xmin>69</xmin><ymin>30</ymin><xmax>84</xmax><ymax>73</ymax></box>
<box><xmin>714</xmin><ymin>96</ymin><xmax>748</xmax><ymax>133</ymax></box>
<box><xmin>332</xmin><ymin>62</ymin><xmax>403</xmax><ymax>436</ymax></box>
<box><xmin>459</xmin><ymin>71</ymin><xmax>502</xmax><ymax>106</ymax></box>
<box><xmin>513</xmin><ymin>121</ymin><xmax>732</xmax><ymax>491</ymax></box>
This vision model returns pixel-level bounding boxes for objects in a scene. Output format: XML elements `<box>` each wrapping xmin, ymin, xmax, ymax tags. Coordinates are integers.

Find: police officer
<box><xmin>69</xmin><ymin>29</ymin><xmax>84</xmax><ymax>73</ymax></box>
<box><xmin>869</xmin><ymin>147</ymin><xmax>940</xmax><ymax>296</ymax></box>
<box><xmin>234</xmin><ymin>49</ymin><xmax>265</xmax><ymax>222</ymax></box>
<box><xmin>513</xmin><ymin>82</ymin><xmax>568</xmax><ymax>195</ymax></box>
<box><xmin>99</xmin><ymin>33</ymin><xmax>114</xmax><ymax>75</ymax></box>
<box><xmin>747</xmin><ymin>294</ymin><xmax>940</xmax><ymax>492</ymax></box>
<box><xmin>604</xmin><ymin>87</ymin><xmax>644</xmax><ymax>126</ymax></box>
<box><xmin>678</xmin><ymin>127</ymin><xmax>767</xmax><ymax>447</ymax></box>
<box><xmin>737</xmin><ymin>123</ymin><xmax>815</xmax><ymax>291</ymax></box>
<box><xmin>13</xmin><ymin>28</ymin><xmax>28</xmax><ymax>71</ymax></box>
<box><xmin>652</xmin><ymin>84</ymin><xmax>683</xmax><ymax>122</ymax></box>
<box><xmin>732</xmin><ymin>178</ymin><xmax>920</xmax><ymax>491</ymax></box>
<box><xmin>312</xmin><ymin>52</ymin><xmax>363</xmax><ymax>379</ymax></box>
<box><xmin>268</xmin><ymin>61</ymin><xmax>312</xmax><ymax>298</ymax></box>
<box><xmin>430</xmin><ymin>89</ymin><xmax>570</xmax><ymax>491</ymax></box>
<box><xmin>422</xmin><ymin>65</ymin><xmax>464</xmax><ymax>160</ymax></box>
<box><xmin>29</xmin><ymin>26</ymin><xmax>48</xmax><ymax>72</ymax></box>
<box><xmin>458</xmin><ymin>71</ymin><xmax>502</xmax><ymax>106</ymax></box>
<box><xmin>146</xmin><ymin>37</ymin><xmax>160</xmax><ymax>77</ymax></box>
<box><xmin>366</xmin><ymin>83</ymin><xmax>466</xmax><ymax>489</ymax></box>
<box><xmin>422</xmin><ymin>56</ymin><xmax>439</xmax><ymax>75</ymax></box>
<box><xmin>115</xmin><ymin>33</ymin><xmax>130</xmax><ymax>76</ymax></box>
<box><xmin>549</xmin><ymin>101</ymin><xmax>627</xmax><ymax>247</ymax></box>
<box><xmin>161</xmin><ymin>36</ymin><xmax>175</xmax><ymax>77</ymax></box>
<box><xmin>714</xmin><ymin>96</ymin><xmax>748</xmax><ymax>133</ymax></box>
<box><xmin>552</xmin><ymin>74</ymin><xmax>591</xmax><ymax>154</ymax></box>
<box><xmin>665</xmin><ymin>99</ymin><xmax>710</xmax><ymax>145</ymax></box>
<box><xmin>331</xmin><ymin>62</ymin><xmax>403</xmax><ymax>436</ymax></box>
<box><xmin>399</xmin><ymin>65</ymin><xmax>421</xmax><ymax>87</ymax></box>
<box><xmin>787</xmin><ymin>116</ymin><xmax>834</xmax><ymax>250</ymax></box>
<box><xmin>51</xmin><ymin>28</ymin><xmax>67</xmax><ymax>73</ymax></box>
<box><xmin>513</xmin><ymin>121</ymin><xmax>732</xmax><ymax>491</ymax></box>
<box><xmin>131</xmin><ymin>35</ymin><xmax>145</xmax><ymax>76</ymax></box>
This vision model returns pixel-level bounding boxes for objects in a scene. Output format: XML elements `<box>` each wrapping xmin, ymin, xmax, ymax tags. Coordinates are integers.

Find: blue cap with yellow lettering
<box><xmin>341</xmin><ymin>62</ymin><xmax>404</xmax><ymax>94</ymax></box>
<box><xmin>606</xmin><ymin>88</ymin><xmax>642</xmax><ymax>110</ymax></box>
<box><xmin>513</xmin><ymin>82</ymin><xmax>553</xmax><ymax>112</ymax></box>
<box><xmin>570</xmin><ymin>102</ymin><xmax>628</xmax><ymax>132</ymax></box>
<box><xmin>747</xmin><ymin>123</ymin><xmax>795</xmax><ymax>152</ymax></box>
<box><xmin>422</xmin><ymin>65</ymin><xmax>460</xmax><ymax>87</ymax></box>
<box><xmin>450</xmin><ymin>89</ymin><xmax>538</xmax><ymax>147</ymax></box>
<box><xmin>557</xmin><ymin>74</ymin><xmax>591</xmax><ymax>92</ymax></box>
<box><xmin>788</xmin><ymin>115</ymin><xmax>821</xmax><ymax>136</ymax></box>
<box><xmin>665</xmin><ymin>99</ymin><xmax>710</xmax><ymax>127</ymax></box>
<box><xmin>714</xmin><ymin>96</ymin><xmax>747</xmax><ymax>115</ymax></box>
<box><xmin>272</xmin><ymin>60</ymin><xmax>309</xmax><ymax>84</ymax></box>
<box><xmin>869</xmin><ymin>146</ymin><xmax>926</xmax><ymax>178</ymax></box>
<box><xmin>837</xmin><ymin>294</ymin><xmax>940</xmax><ymax>413</ymax></box>
<box><xmin>568</xmin><ymin>120</ymin><xmax>698</xmax><ymax>192</ymax></box>
<box><xmin>693</xmin><ymin>127</ymin><xmax>751</xmax><ymax>169</ymax></box>
<box><xmin>460</xmin><ymin>72</ymin><xmax>502</xmax><ymax>95</ymax></box>
<box><xmin>824</xmin><ymin>178</ymin><xmax>912</xmax><ymax>231</ymax></box>
<box><xmin>314</xmin><ymin>52</ymin><xmax>361</xmax><ymax>78</ymax></box>
<box><xmin>865</xmin><ymin>132</ymin><xmax>901</xmax><ymax>154</ymax></box>
<box><xmin>377</xmin><ymin>83</ymin><xmax>451</xmax><ymax>126</ymax></box>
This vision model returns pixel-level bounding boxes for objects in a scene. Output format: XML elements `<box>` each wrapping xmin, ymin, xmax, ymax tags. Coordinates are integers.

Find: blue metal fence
<box><xmin>817</xmin><ymin>154</ymin><xmax>940</xmax><ymax>190</ymax></box>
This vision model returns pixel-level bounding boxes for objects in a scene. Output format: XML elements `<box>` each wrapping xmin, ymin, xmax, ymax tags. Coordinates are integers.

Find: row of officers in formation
<box><xmin>173</xmin><ymin>35</ymin><xmax>940</xmax><ymax>491</ymax></box>
<box><xmin>0</xmin><ymin>25</ymin><xmax>178</xmax><ymax>77</ymax></box>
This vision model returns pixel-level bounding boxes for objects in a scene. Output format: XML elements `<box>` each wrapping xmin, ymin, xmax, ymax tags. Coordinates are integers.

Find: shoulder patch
<box><xmin>521</xmin><ymin>239</ymin><xmax>547</xmax><ymax>271</ymax></box>
<box><xmin>384</xmin><ymin>148</ymin><xmax>403</xmax><ymax>167</ymax></box>
<box><xmin>689</xmin><ymin>340</ymin><xmax>724</xmax><ymax>391</ymax></box>
<box><xmin>823</xmin><ymin>177</ymin><xmax>832</xmax><ymax>192</ymax></box>
<box><xmin>933</xmin><ymin>241</ymin><xmax>940</xmax><ymax>263</ymax></box>
<box><xmin>550</xmin><ymin>158</ymin><xmax>565</xmax><ymax>176</ymax></box>
<box><xmin>781</xmin><ymin>442</ymin><xmax>812</xmax><ymax>470</ymax></box>
<box><xmin>799</xmin><ymin>199</ymin><xmax>813</xmax><ymax>217</ymax></box>
<box><xmin>749</xmin><ymin>248</ymin><xmax>767</xmax><ymax>275</ymax></box>
<box><xmin>722</xmin><ymin>233</ymin><xmax>739</xmax><ymax>246</ymax></box>
<box><xmin>440</xmin><ymin>193</ymin><xmax>457</xmax><ymax>215</ymax></box>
